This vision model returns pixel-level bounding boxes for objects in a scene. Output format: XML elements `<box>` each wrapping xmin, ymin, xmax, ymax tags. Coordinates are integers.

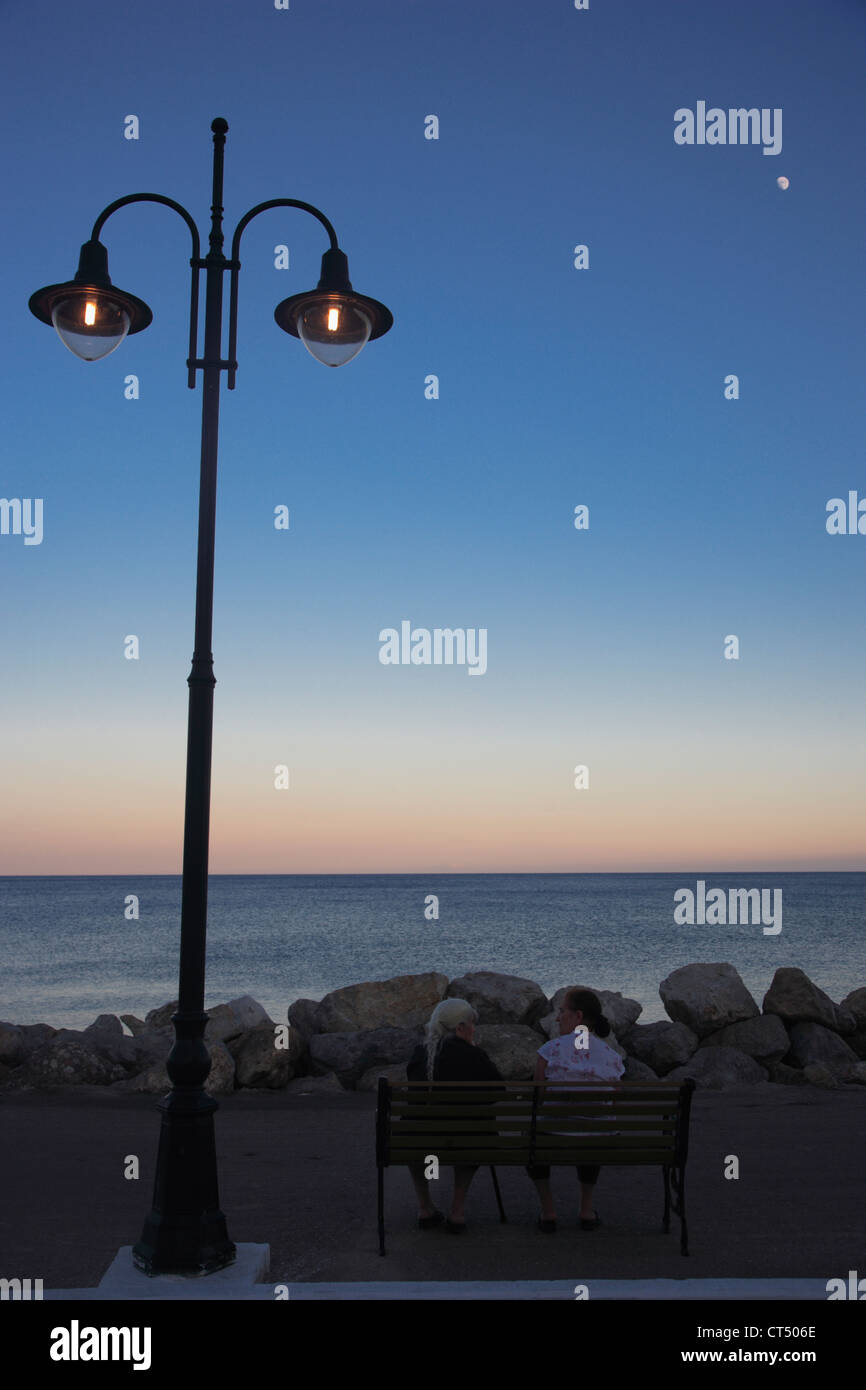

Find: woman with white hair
<box><xmin>405</xmin><ymin>997</ymin><xmax>502</xmax><ymax>1233</ymax></box>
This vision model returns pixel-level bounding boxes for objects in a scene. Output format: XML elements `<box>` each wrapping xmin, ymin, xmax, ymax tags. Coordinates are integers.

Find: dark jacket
<box><xmin>407</xmin><ymin>1035</ymin><xmax>502</xmax><ymax>1084</ymax></box>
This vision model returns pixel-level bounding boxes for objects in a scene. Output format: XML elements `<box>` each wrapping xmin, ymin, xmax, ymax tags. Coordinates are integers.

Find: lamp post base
<box><xmin>132</xmin><ymin>1086</ymin><xmax>236</xmax><ymax>1277</ymax></box>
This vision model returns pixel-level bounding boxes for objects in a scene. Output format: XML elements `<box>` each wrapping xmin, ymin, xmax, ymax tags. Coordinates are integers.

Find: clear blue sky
<box><xmin>1</xmin><ymin>0</ymin><xmax>864</xmax><ymax>872</ymax></box>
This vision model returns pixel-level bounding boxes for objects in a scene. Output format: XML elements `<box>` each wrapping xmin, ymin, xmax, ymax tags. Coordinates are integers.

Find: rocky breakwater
<box><xmin>1</xmin><ymin>965</ymin><xmax>865</xmax><ymax>1094</ymax></box>
<box><xmin>0</xmin><ymin>996</ymin><xmax>300</xmax><ymax>1096</ymax></box>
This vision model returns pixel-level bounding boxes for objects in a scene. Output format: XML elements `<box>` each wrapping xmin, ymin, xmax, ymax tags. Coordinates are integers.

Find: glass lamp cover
<box><xmin>296</xmin><ymin>299</ymin><xmax>371</xmax><ymax>367</ymax></box>
<box><xmin>51</xmin><ymin>295</ymin><xmax>131</xmax><ymax>361</ymax></box>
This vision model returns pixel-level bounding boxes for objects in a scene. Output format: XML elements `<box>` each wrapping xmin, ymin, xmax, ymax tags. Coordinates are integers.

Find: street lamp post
<box><xmin>28</xmin><ymin>117</ymin><xmax>393</xmax><ymax>1276</ymax></box>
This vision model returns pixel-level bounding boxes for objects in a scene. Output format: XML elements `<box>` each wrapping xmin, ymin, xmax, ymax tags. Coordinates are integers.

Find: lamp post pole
<box><xmin>29</xmin><ymin>116</ymin><xmax>392</xmax><ymax>1276</ymax></box>
<box><xmin>134</xmin><ymin>116</ymin><xmax>233</xmax><ymax>1277</ymax></box>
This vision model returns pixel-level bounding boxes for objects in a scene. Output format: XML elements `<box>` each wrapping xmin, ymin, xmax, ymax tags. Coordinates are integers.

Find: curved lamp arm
<box><xmin>92</xmin><ymin>194</ymin><xmax>203</xmax><ymax>389</ymax></box>
<box><xmin>227</xmin><ymin>199</ymin><xmax>340</xmax><ymax>389</ymax></box>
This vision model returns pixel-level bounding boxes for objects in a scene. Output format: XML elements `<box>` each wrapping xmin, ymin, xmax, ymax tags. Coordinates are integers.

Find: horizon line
<box><xmin>2</xmin><ymin>867</ymin><xmax>864</xmax><ymax>879</ymax></box>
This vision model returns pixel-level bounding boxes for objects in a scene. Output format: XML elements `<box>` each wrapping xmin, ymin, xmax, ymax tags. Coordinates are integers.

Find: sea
<box><xmin>0</xmin><ymin>873</ymin><xmax>863</xmax><ymax>1032</ymax></box>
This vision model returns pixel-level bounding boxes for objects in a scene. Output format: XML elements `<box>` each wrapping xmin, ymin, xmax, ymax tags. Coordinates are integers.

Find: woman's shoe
<box><xmin>418</xmin><ymin>1209</ymin><xmax>445</xmax><ymax>1230</ymax></box>
<box><xmin>580</xmin><ymin>1211</ymin><xmax>601</xmax><ymax>1231</ymax></box>
<box><xmin>536</xmin><ymin>1217</ymin><xmax>557</xmax><ymax>1234</ymax></box>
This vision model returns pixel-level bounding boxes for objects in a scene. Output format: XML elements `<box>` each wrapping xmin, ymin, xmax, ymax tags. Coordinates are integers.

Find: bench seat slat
<box><xmin>394</xmin><ymin>1117</ymin><xmax>678</xmax><ymax>1128</ymax></box>
<box><xmin>391</xmin><ymin>1118</ymin><xmax>535</xmax><ymax>1128</ymax></box>
<box><xmin>392</xmin><ymin>1100</ymin><xmax>680</xmax><ymax>1114</ymax></box>
<box><xmin>391</xmin><ymin>1130</ymin><xmax>531</xmax><ymax>1139</ymax></box>
<box><xmin>390</xmin><ymin>1133</ymin><xmax>678</xmax><ymax>1149</ymax></box>
<box><xmin>534</xmin><ymin>1133</ymin><xmax>677</xmax><ymax>1148</ymax></box>
<box><xmin>539</xmin><ymin>1109</ymin><xmax>679</xmax><ymax>1119</ymax></box>
<box><xmin>391</xmin><ymin>1105</ymin><xmax>536</xmax><ymax>1118</ymax></box>
<box><xmin>390</xmin><ymin>1084</ymin><xmax>683</xmax><ymax>1096</ymax></box>
<box><xmin>532</xmin><ymin>1149</ymin><xmax>676</xmax><ymax>1164</ymax></box>
<box><xmin>538</xmin><ymin>1119</ymin><xmax>678</xmax><ymax>1128</ymax></box>
<box><xmin>388</xmin><ymin>1150</ymin><xmax>678</xmax><ymax>1165</ymax></box>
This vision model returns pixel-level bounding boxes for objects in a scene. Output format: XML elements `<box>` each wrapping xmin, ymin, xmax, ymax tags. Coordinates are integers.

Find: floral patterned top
<box><xmin>537</xmin><ymin>1031</ymin><xmax>625</xmax><ymax>1083</ymax></box>
<box><xmin>537</xmin><ymin>1031</ymin><xmax>624</xmax><ymax>1136</ymax></box>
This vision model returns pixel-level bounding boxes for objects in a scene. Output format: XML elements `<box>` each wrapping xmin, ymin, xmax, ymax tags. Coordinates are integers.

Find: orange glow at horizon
<box><xmin>1</xmin><ymin>770</ymin><xmax>863</xmax><ymax>875</ymax></box>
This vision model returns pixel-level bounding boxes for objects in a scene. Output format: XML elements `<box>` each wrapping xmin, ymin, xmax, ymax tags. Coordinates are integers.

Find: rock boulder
<box><xmin>445</xmin><ymin>971</ymin><xmax>548</xmax><ymax>1027</ymax></box>
<box><xmin>621</xmin><ymin>1057</ymin><xmax>659</xmax><ymax>1082</ymax></box>
<box><xmin>699</xmin><ymin>1014</ymin><xmax>789</xmax><ymax>1066</ymax></box>
<box><xmin>314</xmin><ymin>973</ymin><xmax>448</xmax><ymax>1034</ymax></box>
<box><xmin>803</xmin><ymin>1063</ymin><xmax>840</xmax><ymax>1089</ymax></box>
<box><xmin>205</xmin><ymin>996</ymin><xmax>274</xmax><ymax>1043</ymax></box>
<box><xmin>144</xmin><ymin>1001</ymin><xmax>179</xmax><ymax>1031</ymax></box>
<box><xmin>232</xmin><ymin>1024</ymin><xmax>304</xmax><ymax>1088</ymax></box>
<box><xmin>767</xmin><ymin>1061</ymin><xmax>808</xmax><ymax>1086</ymax></box>
<box><xmin>667</xmin><ymin>1046</ymin><xmax>767</xmax><ymax>1089</ymax></box>
<box><xmin>286</xmin><ymin>1072</ymin><xmax>344</xmax><ymax>1095</ymax></box>
<box><xmin>0</xmin><ymin>1022</ymin><xmax>56</xmax><ymax>1067</ymax></box>
<box><xmin>308</xmin><ymin>1026</ymin><xmax>422</xmax><ymax>1089</ymax></box>
<box><xmin>18</xmin><ymin>1040</ymin><xmax>127</xmax><ymax>1087</ymax></box>
<box><xmin>474</xmin><ymin>1024</ymin><xmax>544</xmax><ymax>1080</ymax></box>
<box><xmin>0</xmin><ymin>1023</ymin><xmax>24</xmax><ymax>1066</ymax></box>
<box><xmin>119</xmin><ymin>1040</ymin><xmax>236</xmax><ymax>1096</ymax></box>
<box><xmin>784</xmin><ymin>1022</ymin><xmax>859</xmax><ymax>1081</ymax></box>
<box><xmin>31</xmin><ymin>1026</ymin><xmax>158</xmax><ymax>1073</ymax></box>
<box><xmin>840</xmin><ymin>988</ymin><xmax>866</xmax><ymax>1029</ymax></box>
<box><xmin>762</xmin><ymin>969</ymin><xmax>839</xmax><ymax>1030</ymax></box>
<box><xmin>659</xmin><ymin>963</ymin><xmax>759</xmax><ymax>1039</ymax></box>
<box><xmin>621</xmin><ymin>1021</ymin><xmax>699</xmax><ymax>1075</ymax></box>
<box><xmin>20</xmin><ymin>1023</ymin><xmax>57</xmax><ymax>1052</ymax></box>
<box><xmin>287</xmin><ymin>998</ymin><xmax>322</xmax><ymax>1039</ymax></box>
<box><xmin>83</xmin><ymin>1013</ymin><xmax>123</xmax><ymax>1037</ymax></box>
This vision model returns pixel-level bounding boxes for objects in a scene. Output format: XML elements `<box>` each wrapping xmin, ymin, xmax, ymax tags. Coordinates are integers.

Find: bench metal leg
<box><xmin>677</xmin><ymin>1167</ymin><xmax>689</xmax><ymax>1255</ymax></box>
<box><xmin>670</xmin><ymin>1164</ymin><xmax>682</xmax><ymax>1213</ymax></box>
<box><xmin>377</xmin><ymin>1165</ymin><xmax>386</xmax><ymax>1256</ymax></box>
<box><xmin>489</xmin><ymin>1166</ymin><xmax>507</xmax><ymax>1223</ymax></box>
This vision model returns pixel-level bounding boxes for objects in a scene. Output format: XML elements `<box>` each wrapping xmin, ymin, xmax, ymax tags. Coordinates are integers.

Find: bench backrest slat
<box><xmin>378</xmin><ymin>1077</ymin><xmax>695</xmax><ymax>1169</ymax></box>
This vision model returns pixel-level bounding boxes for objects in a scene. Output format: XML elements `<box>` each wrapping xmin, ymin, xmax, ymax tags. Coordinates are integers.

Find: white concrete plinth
<box><xmin>88</xmin><ymin>1243</ymin><xmax>270</xmax><ymax>1300</ymax></box>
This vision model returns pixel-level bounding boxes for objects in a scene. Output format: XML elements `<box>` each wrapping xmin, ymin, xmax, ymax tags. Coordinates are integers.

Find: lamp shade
<box><xmin>29</xmin><ymin>239</ymin><xmax>152</xmax><ymax>360</ymax></box>
<box><xmin>274</xmin><ymin>247</ymin><xmax>392</xmax><ymax>367</ymax></box>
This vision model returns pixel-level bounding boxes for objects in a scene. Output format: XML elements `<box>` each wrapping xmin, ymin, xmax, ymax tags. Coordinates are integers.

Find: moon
<box><xmin>777</xmin><ymin>176</ymin><xmax>790</xmax><ymax>190</ymax></box>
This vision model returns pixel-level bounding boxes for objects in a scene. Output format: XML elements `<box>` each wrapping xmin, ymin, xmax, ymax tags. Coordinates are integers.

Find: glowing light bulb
<box><xmin>327</xmin><ymin>307</ymin><xmax>340</xmax><ymax>332</ymax></box>
<box><xmin>84</xmin><ymin>301</ymin><xmax>97</xmax><ymax>326</ymax></box>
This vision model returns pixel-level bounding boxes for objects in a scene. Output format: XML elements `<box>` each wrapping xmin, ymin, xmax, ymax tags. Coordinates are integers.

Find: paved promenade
<box><xmin>1</xmin><ymin>1082</ymin><xmax>862</xmax><ymax>1294</ymax></box>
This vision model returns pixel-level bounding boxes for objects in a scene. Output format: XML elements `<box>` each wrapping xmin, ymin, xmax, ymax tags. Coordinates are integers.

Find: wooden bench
<box><xmin>376</xmin><ymin>1076</ymin><xmax>696</xmax><ymax>1256</ymax></box>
